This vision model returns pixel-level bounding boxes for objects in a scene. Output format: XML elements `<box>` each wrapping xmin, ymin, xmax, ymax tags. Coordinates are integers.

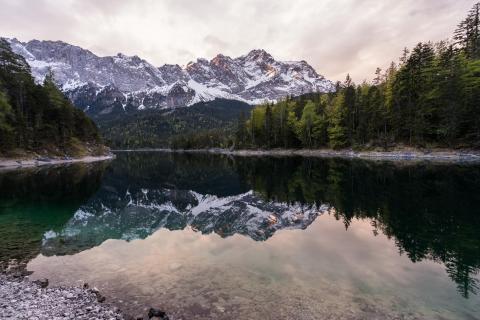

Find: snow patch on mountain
<box><xmin>5</xmin><ymin>37</ymin><xmax>334</xmax><ymax>114</ymax></box>
<box><xmin>40</xmin><ymin>187</ymin><xmax>330</xmax><ymax>255</ymax></box>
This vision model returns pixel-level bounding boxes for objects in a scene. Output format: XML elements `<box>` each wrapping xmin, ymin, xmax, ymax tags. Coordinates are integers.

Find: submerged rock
<box><xmin>148</xmin><ymin>307</ymin><xmax>169</xmax><ymax>319</ymax></box>
<box><xmin>33</xmin><ymin>278</ymin><xmax>49</xmax><ymax>288</ymax></box>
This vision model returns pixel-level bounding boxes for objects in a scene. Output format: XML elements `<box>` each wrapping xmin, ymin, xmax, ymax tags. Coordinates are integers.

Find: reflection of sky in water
<box><xmin>2</xmin><ymin>153</ymin><xmax>479</xmax><ymax>319</ymax></box>
<box><xmin>39</xmin><ymin>188</ymin><xmax>328</xmax><ymax>256</ymax></box>
<box><xmin>28</xmin><ymin>214</ymin><xmax>480</xmax><ymax>320</ymax></box>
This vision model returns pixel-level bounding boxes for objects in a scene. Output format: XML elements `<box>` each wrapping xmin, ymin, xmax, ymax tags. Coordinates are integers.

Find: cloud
<box><xmin>0</xmin><ymin>0</ymin><xmax>473</xmax><ymax>81</ymax></box>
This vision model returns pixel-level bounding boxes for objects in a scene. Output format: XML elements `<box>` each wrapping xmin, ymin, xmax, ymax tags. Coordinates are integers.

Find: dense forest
<box><xmin>174</xmin><ymin>3</ymin><xmax>480</xmax><ymax>150</ymax></box>
<box><xmin>0</xmin><ymin>39</ymin><xmax>104</xmax><ymax>158</ymax></box>
<box><xmin>99</xmin><ymin>99</ymin><xmax>252</xmax><ymax>149</ymax></box>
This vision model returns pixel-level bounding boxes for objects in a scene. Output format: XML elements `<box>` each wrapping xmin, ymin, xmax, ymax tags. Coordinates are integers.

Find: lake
<box><xmin>1</xmin><ymin>152</ymin><xmax>479</xmax><ymax>319</ymax></box>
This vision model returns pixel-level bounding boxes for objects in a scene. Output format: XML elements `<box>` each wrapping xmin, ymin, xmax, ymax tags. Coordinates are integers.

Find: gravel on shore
<box><xmin>113</xmin><ymin>148</ymin><xmax>480</xmax><ymax>163</ymax></box>
<box><xmin>0</xmin><ymin>154</ymin><xmax>115</xmax><ymax>171</ymax></box>
<box><xmin>0</xmin><ymin>273</ymin><xmax>125</xmax><ymax>320</ymax></box>
<box><xmin>0</xmin><ymin>260</ymin><xmax>169</xmax><ymax>320</ymax></box>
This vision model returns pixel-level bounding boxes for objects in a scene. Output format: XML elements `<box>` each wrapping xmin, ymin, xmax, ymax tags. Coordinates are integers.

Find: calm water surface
<box><xmin>1</xmin><ymin>152</ymin><xmax>479</xmax><ymax>319</ymax></box>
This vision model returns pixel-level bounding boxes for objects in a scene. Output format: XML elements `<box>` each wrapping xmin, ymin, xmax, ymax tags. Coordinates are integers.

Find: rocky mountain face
<box><xmin>41</xmin><ymin>187</ymin><xmax>328</xmax><ymax>256</ymax></box>
<box><xmin>6</xmin><ymin>38</ymin><xmax>334</xmax><ymax>116</ymax></box>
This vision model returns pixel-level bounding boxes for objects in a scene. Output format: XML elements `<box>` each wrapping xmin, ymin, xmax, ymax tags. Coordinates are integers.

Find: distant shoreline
<box><xmin>112</xmin><ymin>148</ymin><xmax>480</xmax><ymax>162</ymax></box>
<box><xmin>0</xmin><ymin>154</ymin><xmax>115</xmax><ymax>171</ymax></box>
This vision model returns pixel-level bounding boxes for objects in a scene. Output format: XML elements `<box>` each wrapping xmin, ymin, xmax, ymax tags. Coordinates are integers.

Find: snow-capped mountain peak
<box><xmin>242</xmin><ymin>48</ymin><xmax>274</xmax><ymax>62</ymax></box>
<box><xmin>5</xmin><ymin>37</ymin><xmax>334</xmax><ymax>115</ymax></box>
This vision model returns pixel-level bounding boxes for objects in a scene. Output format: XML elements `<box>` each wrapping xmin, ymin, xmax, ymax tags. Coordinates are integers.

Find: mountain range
<box><xmin>6</xmin><ymin>37</ymin><xmax>334</xmax><ymax>116</ymax></box>
<box><xmin>41</xmin><ymin>187</ymin><xmax>327</xmax><ymax>256</ymax></box>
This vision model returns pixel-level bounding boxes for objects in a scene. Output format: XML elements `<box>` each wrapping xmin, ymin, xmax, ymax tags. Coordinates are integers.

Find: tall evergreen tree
<box><xmin>327</xmin><ymin>93</ymin><xmax>348</xmax><ymax>149</ymax></box>
<box><xmin>235</xmin><ymin>111</ymin><xmax>248</xmax><ymax>148</ymax></box>
<box><xmin>264</xmin><ymin>104</ymin><xmax>273</xmax><ymax>148</ymax></box>
<box><xmin>454</xmin><ymin>3</ymin><xmax>480</xmax><ymax>58</ymax></box>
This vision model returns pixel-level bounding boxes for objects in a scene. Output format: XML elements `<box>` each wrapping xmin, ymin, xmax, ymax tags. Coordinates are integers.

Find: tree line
<box><xmin>235</xmin><ymin>3</ymin><xmax>480</xmax><ymax>150</ymax></box>
<box><xmin>98</xmin><ymin>98</ymin><xmax>252</xmax><ymax>149</ymax></box>
<box><xmin>0</xmin><ymin>39</ymin><xmax>102</xmax><ymax>157</ymax></box>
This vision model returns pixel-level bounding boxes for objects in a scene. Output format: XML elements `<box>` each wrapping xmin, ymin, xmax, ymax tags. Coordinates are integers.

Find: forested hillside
<box><xmin>0</xmin><ymin>39</ymin><xmax>105</xmax><ymax>158</ymax></box>
<box><xmin>98</xmin><ymin>99</ymin><xmax>252</xmax><ymax>149</ymax></box>
<box><xmin>234</xmin><ymin>3</ymin><xmax>480</xmax><ymax>150</ymax></box>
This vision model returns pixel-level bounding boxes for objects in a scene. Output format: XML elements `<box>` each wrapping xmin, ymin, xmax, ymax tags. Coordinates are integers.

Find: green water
<box><xmin>1</xmin><ymin>152</ymin><xmax>479</xmax><ymax>319</ymax></box>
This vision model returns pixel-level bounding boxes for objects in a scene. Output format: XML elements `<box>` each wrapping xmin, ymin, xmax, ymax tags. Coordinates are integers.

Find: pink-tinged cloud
<box><xmin>0</xmin><ymin>0</ymin><xmax>473</xmax><ymax>82</ymax></box>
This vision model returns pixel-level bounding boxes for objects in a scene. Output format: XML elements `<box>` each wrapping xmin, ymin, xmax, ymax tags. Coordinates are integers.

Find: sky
<box><xmin>0</xmin><ymin>0</ymin><xmax>474</xmax><ymax>81</ymax></box>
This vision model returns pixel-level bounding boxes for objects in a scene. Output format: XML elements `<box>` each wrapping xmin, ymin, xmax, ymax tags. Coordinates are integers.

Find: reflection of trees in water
<box><xmin>0</xmin><ymin>163</ymin><xmax>107</xmax><ymax>263</ymax></box>
<box><xmin>110</xmin><ymin>152</ymin><xmax>248</xmax><ymax>197</ymax></box>
<box><xmin>0</xmin><ymin>163</ymin><xmax>107</xmax><ymax>203</ymax></box>
<box><xmin>4</xmin><ymin>154</ymin><xmax>478</xmax><ymax>297</ymax></box>
<box><xmin>235</xmin><ymin>157</ymin><xmax>480</xmax><ymax>298</ymax></box>
<box><xmin>94</xmin><ymin>153</ymin><xmax>480</xmax><ymax>298</ymax></box>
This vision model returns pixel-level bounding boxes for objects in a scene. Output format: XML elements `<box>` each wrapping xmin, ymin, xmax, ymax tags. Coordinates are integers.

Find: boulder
<box><xmin>147</xmin><ymin>307</ymin><xmax>168</xmax><ymax>320</ymax></box>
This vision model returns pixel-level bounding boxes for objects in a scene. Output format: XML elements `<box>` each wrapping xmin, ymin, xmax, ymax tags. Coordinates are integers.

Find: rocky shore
<box><xmin>0</xmin><ymin>154</ymin><xmax>115</xmax><ymax>171</ymax></box>
<box><xmin>0</xmin><ymin>261</ymin><xmax>168</xmax><ymax>320</ymax></box>
<box><xmin>114</xmin><ymin>148</ymin><xmax>480</xmax><ymax>162</ymax></box>
<box><xmin>0</xmin><ymin>273</ymin><xmax>124</xmax><ymax>320</ymax></box>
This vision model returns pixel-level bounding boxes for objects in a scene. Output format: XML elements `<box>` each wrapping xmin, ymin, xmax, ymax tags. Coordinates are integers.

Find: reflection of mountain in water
<box><xmin>42</xmin><ymin>187</ymin><xmax>327</xmax><ymax>255</ymax></box>
<box><xmin>20</xmin><ymin>152</ymin><xmax>480</xmax><ymax>299</ymax></box>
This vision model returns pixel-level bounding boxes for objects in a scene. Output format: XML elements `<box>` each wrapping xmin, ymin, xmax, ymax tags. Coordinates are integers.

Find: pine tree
<box><xmin>382</xmin><ymin>62</ymin><xmax>397</xmax><ymax>146</ymax></box>
<box><xmin>0</xmin><ymin>88</ymin><xmax>14</xmax><ymax>150</ymax></box>
<box><xmin>461</xmin><ymin>58</ymin><xmax>480</xmax><ymax>145</ymax></box>
<box><xmin>327</xmin><ymin>93</ymin><xmax>348</xmax><ymax>149</ymax></box>
<box><xmin>274</xmin><ymin>100</ymin><xmax>289</xmax><ymax>147</ymax></box>
<box><xmin>343</xmin><ymin>74</ymin><xmax>356</xmax><ymax>143</ymax></box>
<box><xmin>373</xmin><ymin>67</ymin><xmax>383</xmax><ymax>85</ymax></box>
<box><xmin>297</xmin><ymin>101</ymin><xmax>316</xmax><ymax>147</ymax></box>
<box><xmin>454</xmin><ymin>2</ymin><xmax>480</xmax><ymax>58</ymax></box>
<box><xmin>235</xmin><ymin>111</ymin><xmax>248</xmax><ymax>148</ymax></box>
<box><xmin>264</xmin><ymin>104</ymin><xmax>273</xmax><ymax>148</ymax></box>
<box><xmin>286</xmin><ymin>106</ymin><xmax>299</xmax><ymax>148</ymax></box>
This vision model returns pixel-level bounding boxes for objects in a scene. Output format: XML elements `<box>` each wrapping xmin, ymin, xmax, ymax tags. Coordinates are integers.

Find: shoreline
<box><xmin>112</xmin><ymin>148</ymin><xmax>480</xmax><ymax>162</ymax></box>
<box><xmin>0</xmin><ymin>273</ymin><xmax>125</xmax><ymax>320</ymax></box>
<box><xmin>0</xmin><ymin>260</ymin><xmax>168</xmax><ymax>320</ymax></box>
<box><xmin>0</xmin><ymin>154</ymin><xmax>116</xmax><ymax>171</ymax></box>
<box><xmin>0</xmin><ymin>260</ymin><xmax>126</xmax><ymax>320</ymax></box>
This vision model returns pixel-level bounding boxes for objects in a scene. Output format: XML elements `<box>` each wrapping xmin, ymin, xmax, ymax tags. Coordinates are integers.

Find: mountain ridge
<box><xmin>41</xmin><ymin>187</ymin><xmax>328</xmax><ymax>256</ymax></box>
<box><xmin>5</xmin><ymin>37</ymin><xmax>334</xmax><ymax>115</ymax></box>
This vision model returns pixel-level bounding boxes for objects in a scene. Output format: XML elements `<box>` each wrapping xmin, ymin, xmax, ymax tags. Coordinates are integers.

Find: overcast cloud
<box><xmin>0</xmin><ymin>0</ymin><xmax>473</xmax><ymax>81</ymax></box>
